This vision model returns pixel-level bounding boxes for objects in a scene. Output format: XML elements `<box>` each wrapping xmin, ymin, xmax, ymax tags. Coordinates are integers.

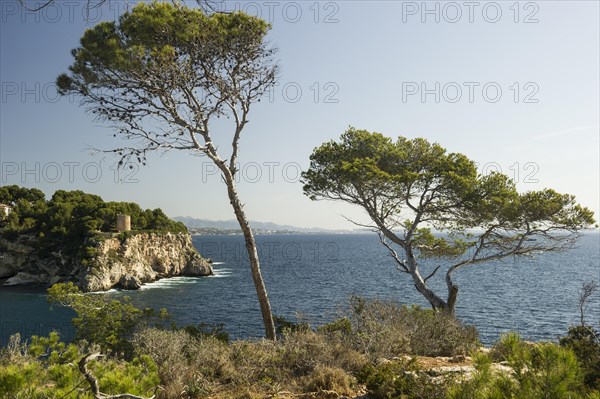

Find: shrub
<box><xmin>450</xmin><ymin>333</ymin><xmax>591</xmax><ymax>399</ymax></box>
<box><xmin>349</xmin><ymin>297</ymin><xmax>411</xmax><ymax>360</ymax></box>
<box><xmin>48</xmin><ymin>282</ymin><xmax>168</xmax><ymax>357</ymax></box>
<box><xmin>0</xmin><ymin>333</ymin><xmax>28</xmax><ymax>366</ymax></box>
<box><xmin>447</xmin><ymin>351</ymin><xmax>515</xmax><ymax>399</ymax></box>
<box><xmin>526</xmin><ymin>342</ymin><xmax>584</xmax><ymax>398</ymax></box>
<box><xmin>303</xmin><ymin>364</ymin><xmax>355</xmax><ymax>396</ymax></box>
<box><xmin>490</xmin><ymin>331</ymin><xmax>526</xmax><ymax>362</ymax></box>
<box><xmin>132</xmin><ymin>327</ymin><xmax>236</xmax><ymax>398</ymax></box>
<box><xmin>92</xmin><ymin>354</ymin><xmax>160</xmax><ymax>397</ymax></box>
<box><xmin>280</xmin><ymin>329</ymin><xmax>368</xmax><ymax>376</ymax></box>
<box><xmin>274</xmin><ymin>315</ymin><xmax>311</xmax><ymax>338</ymax></box>
<box><xmin>184</xmin><ymin>322</ymin><xmax>230</xmax><ymax>343</ymax></box>
<box><xmin>317</xmin><ymin>317</ymin><xmax>352</xmax><ymax>337</ymax></box>
<box><xmin>0</xmin><ymin>332</ymin><xmax>160</xmax><ymax>399</ymax></box>
<box><xmin>187</xmin><ymin>335</ymin><xmax>236</xmax><ymax>383</ymax></box>
<box><xmin>401</xmin><ymin>305</ymin><xmax>479</xmax><ymax>357</ymax></box>
<box><xmin>132</xmin><ymin>328</ymin><xmax>192</xmax><ymax>386</ymax></box>
<box><xmin>0</xmin><ymin>361</ymin><xmax>45</xmax><ymax>398</ymax></box>
<box><xmin>357</xmin><ymin>357</ymin><xmax>448</xmax><ymax>399</ymax></box>
<box><xmin>348</xmin><ymin>296</ymin><xmax>479</xmax><ymax>359</ymax></box>
<box><xmin>228</xmin><ymin>339</ymin><xmax>282</xmax><ymax>386</ymax></box>
<box><xmin>560</xmin><ymin>325</ymin><xmax>600</xmax><ymax>390</ymax></box>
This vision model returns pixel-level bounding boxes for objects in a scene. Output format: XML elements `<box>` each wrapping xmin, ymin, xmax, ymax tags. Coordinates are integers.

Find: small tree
<box><xmin>57</xmin><ymin>2</ymin><xmax>278</xmax><ymax>339</ymax></box>
<box><xmin>47</xmin><ymin>282</ymin><xmax>168</xmax><ymax>357</ymax></box>
<box><xmin>302</xmin><ymin>128</ymin><xmax>596</xmax><ymax>314</ymax></box>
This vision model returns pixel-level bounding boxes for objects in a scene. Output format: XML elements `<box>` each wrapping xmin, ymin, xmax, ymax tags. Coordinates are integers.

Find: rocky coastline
<box><xmin>0</xmin><ymin>231</ymin><xmax>212</xmax><ymax>292</ymax></box>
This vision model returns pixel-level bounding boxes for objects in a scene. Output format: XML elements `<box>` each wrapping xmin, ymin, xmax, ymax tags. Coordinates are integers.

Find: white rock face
<box><xmin>4</xmin><ymin>272</ymin><xmax>51</xmax><ymax>286</ymax></box>
<box><xmin>0</xmin><ymin>232</ymin><xmax>212</xmax><ymax>291</ymax></box>
<box><xmin>79</xmin><ymin>232</ymin><xmax>212</xmax><ymax>291</ymax></box>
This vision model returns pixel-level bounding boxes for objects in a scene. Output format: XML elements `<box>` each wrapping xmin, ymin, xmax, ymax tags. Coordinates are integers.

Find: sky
<box><xmin>1</xmin><ymin>0</ymin><xmax>599</xmax><ymax>230</ymax></box>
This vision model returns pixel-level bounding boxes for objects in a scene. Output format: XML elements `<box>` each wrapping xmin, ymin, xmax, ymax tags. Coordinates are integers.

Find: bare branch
<box><xmin>423</xmin><ymin>265</ymin><xmax>442</xmax><ymax>282</ymax></box>
<box><xmin>195</xmin><ymin>0</ymin><xmax>230</xmax><ymax>14</ymax></box>
<box><xmin>18</xmin><ymin>0</ymin><xmax>55</xmax><ymax>12</ymax></box>
<box><xmin>79</xmin><ymin>353</ymin><xmax>161</xmax><ymax>399</ymax></box>
<box><xmin>377</xmin><ymin>232</ymin><xmax>410</xmax><ymax>273</ymax></box>
<box><xmin>340</xmin><ymin>215</ymin><xmax>377</xmax><ymax>231</ymax></box>
<box><xmin>19</xmin><ymin>0</ymin><xmax>112</xmax><ymax>21</ymax></box>
<box><xmin>19</xmin><ymin>0</ymin><xmax>226</xmax><ymax>15</ymax></box>
<box><xmin>579</xmin><ymin>280</ymin><xmax>599</xmax><ymax>327</ymax></box>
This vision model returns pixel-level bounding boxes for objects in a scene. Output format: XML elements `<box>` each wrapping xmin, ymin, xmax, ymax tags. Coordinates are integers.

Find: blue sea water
<box><xmin>1</xmin><ymin>233</ymin><xmax>599</xmax><ymax>346</ymax></box>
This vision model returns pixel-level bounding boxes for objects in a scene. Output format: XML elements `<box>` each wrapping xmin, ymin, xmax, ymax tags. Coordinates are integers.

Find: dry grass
<box><xmin>131</xmin><ymin>298</ymin><xmax>480</xmax><ymax>398</ymax></box>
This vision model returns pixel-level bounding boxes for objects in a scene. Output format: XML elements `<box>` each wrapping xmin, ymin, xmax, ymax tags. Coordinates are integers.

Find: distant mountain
<box><xmin>173</xmin><ymin>216</ymin><xmax>345</xmax><ymax>233</ymax></box>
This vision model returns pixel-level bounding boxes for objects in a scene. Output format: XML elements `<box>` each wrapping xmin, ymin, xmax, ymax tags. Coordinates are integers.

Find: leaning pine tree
<box><xmin>57</xmin><ymin>3</ymin><xmax>278</xmax><ymax>339</ymax></box>
<box><xmin>302</xmin><ymin>128</ymin><xmax>596</xmax><ymax>314</ymax></box>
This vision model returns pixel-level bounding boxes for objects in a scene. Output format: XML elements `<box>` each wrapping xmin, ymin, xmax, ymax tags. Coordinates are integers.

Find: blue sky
<box><xmin>1</xmin><ymin>0</ymin><xmax>598</xmax><ymax>230</ymax></box>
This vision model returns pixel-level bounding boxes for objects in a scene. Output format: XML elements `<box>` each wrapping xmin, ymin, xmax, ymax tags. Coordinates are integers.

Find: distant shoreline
<box><xmin>189</xmin><ymin>228</ymin><xmax>372</xmax><ymax>236</ymax></box>
<box><xmin>189</xmin><ymin>228</ymin><xmax>600</xmax><ymax>236</ymax></box>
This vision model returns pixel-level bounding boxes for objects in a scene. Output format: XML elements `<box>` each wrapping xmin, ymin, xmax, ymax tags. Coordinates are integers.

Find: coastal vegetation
<box><xmin>0</xmin><ymin>185</ymin><xmax>212</xmax><ymax>291</ymax></box>
<box><xmin>1</xmin><ymin>286</ymin><xmax>599</xmax><ymax>399</ymax></box>
<box><xmin>0</xmin><ymin>185</ymin><xmax>186</xmax><ymax>257</ymax></box>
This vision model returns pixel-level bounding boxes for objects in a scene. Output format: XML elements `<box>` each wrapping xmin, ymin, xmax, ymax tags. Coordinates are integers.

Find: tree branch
<box><xmin>579</xmin><ymin>280</ymin><xmax>599</xmax><ymax>327</ymax></box>
<box><xmin>423</xmin><ymin>265</ymin><xmax>442</xmax><ymax>282</ymax></box>
<box><xmin>377</xmin><ymin>232</ymin><xmax>410</xmax><ymax>273</ymax></box>
<box><xmin>78</xmin><ymin>353</ymin><xmax>161</xmax><ymax>399</ymax></box>
<box><xmin>18</xmin><ymin>0</ymin><xmax>55</xmax><ymax>11</ymax></box>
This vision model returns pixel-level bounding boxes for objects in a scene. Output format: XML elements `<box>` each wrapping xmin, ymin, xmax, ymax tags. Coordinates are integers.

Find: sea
<box><xmin>1</xmin><ymin>232</ymin><xmax>599</xmax><ymax>346</ymax></box>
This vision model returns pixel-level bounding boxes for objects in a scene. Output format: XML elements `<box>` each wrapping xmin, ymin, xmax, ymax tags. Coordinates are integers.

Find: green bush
<box><xmin>92</xmin><ymin>354</ymin><xmax>160</xmax><ymax>397</ymax></box>
<box><xmin>184</xmin><ymin>322</ymin><xmax>230</xmax><ymax>343</ymax></box>
<box><xmin>560</xmin><ymin>325</ymin><xmax>600</xmax><ymax>390</ymax></box>
<box><xmin>450</xmin><ymin>333</ymin><xmax>591</xmax><ymax>399</ymax></box>
<box><xmin>357</xmin><ymin>357</ymin><xmax>448</xmax><ymax>399</ymax></box>
<box><xmin>0</xmin><ymin>361</ymin><xmax>46</xmax><ymax>398</ymax></box>
<box><xmin>274</xmin><ymin>315</ymin><xmax>311</xmax><ymax>337</ymax></box>
<box><xmin>490</xmin><ymin>331</ymin><xmax>526</xmax><ymax>362</ymax></box>
<box><xmin>447</xmin><ymin>351</ymin><xmax>514</xmax><ymax>399</ymax></box>
<box><xmin>0</xmin><ymin>185</ymin><xmax>187</xmax><ymax>259</ymax></box>
<box><xmin>317</xmin><ymin>317</ymin><xmax>352</xmax><ymax>337</ymax></box>
<box><xmin>48</xmin><ymin>282</ymin><xmax>168</xmax><ymax>357</ymax></box>
<box><xmin>0</xmin><ymin>332</ymin><xmax>159</xmax><ymax>399</ymax></box>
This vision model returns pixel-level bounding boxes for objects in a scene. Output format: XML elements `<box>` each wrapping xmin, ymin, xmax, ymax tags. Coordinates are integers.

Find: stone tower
<box><xmin>116</xmin><ymin>214</ymin><xmax>131</xmax><ymax>232</ymax></box>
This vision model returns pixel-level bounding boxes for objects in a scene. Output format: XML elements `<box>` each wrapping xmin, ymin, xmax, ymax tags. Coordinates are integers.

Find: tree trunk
<box><xmin>444</xmin><ymin>267</ymin><xmax>460</xmax><ymax>316</ymax></box>
<box><xmin>411</xmin><ymin>272</ymin><xmax>448</xmax><ymax>311</ymax></box>
<box><xmin>223</xmin><ymin>173</ymin><xmax>276</xmax><ymax>340</ymax></box>
<box><xmin>405</xmin><ymin>248</ymin><xmax>449</xmax><ymax>311</ymax></box>
<box><xmin>445</xmin><ymin>283</ymin><xmax>459</xmax><ymax>315</ymax></box>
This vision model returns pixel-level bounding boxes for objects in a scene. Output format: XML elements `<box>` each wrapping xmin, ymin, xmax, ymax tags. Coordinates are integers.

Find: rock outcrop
<box><xmin>0</xmin><ymin>235</ymin><xmax>69</xmax><ymax>284</ymax></box>
<box><xmin>0</xmin><ymin>232</ymin><xmax>212</xmax><ymax>291</ymax></box>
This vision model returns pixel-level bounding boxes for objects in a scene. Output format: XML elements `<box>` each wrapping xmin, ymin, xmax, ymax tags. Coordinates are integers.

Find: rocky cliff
<box><xmin>0</xmin><ymin>232</ymin><xmax>212</xmax><ymax>291</ymax></box>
